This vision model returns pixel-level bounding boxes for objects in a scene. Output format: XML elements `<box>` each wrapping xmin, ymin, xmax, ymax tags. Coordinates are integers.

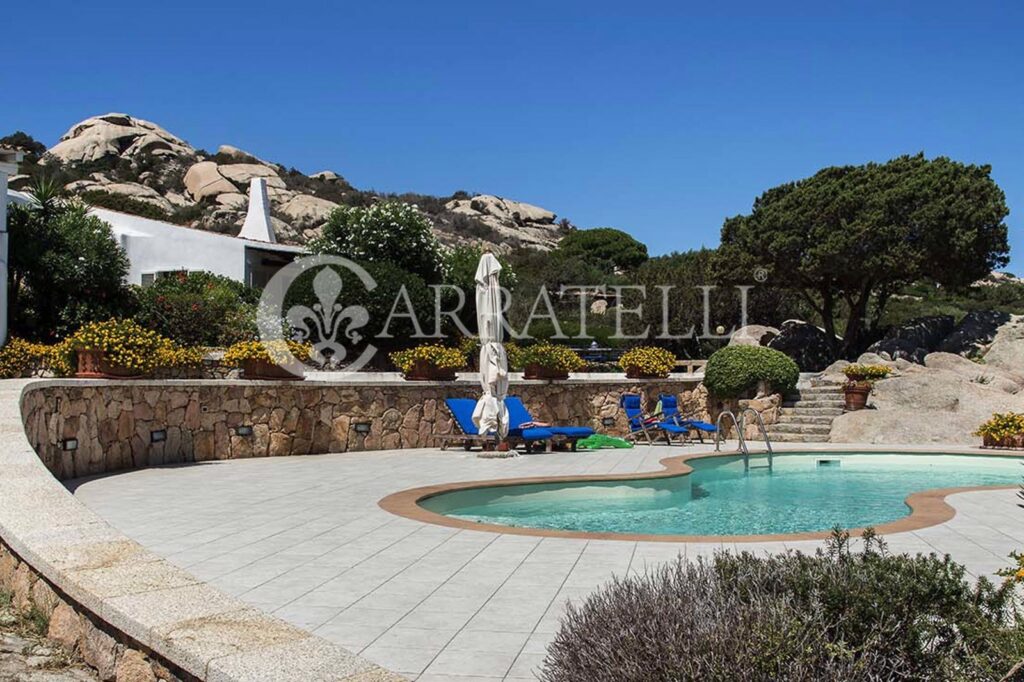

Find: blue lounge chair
<box><xmin>504</xmin><ymin>396</ymin><xmax>595</xmax><ymax>451</ymax></box>
<box><xmin>658</xmin><ymin>393</ymin><xmax>718</xmax><ymax>444</ymax></box>
<box><xmin>619</xmin><ymin>393</ymin><xmax>691</xmax><ymax>445</ymax></box>
<box><xmin>438</xmin><ymin>398</ymin><xmax>555</xmax><ymax>452</ymax></box>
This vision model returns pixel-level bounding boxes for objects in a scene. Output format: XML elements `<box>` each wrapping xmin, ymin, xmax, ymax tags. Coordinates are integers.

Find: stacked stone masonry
<box><xmin>22</xmin><ymin>379</ymin><xmax>712</xmax><ymax>480</ymax></box>
<box><xmin>0</xmin><ymin>541</ymin><xmax>187</xmax><ymax>682</ymax></box>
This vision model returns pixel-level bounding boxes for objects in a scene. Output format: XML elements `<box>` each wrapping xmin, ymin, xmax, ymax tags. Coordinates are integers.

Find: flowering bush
<box><xmin>222</xmin><ymin>340</ymin><xmax>313</xmax><ymax>367</ymax></box>
<box><xmin>619</xmin><ymin>346</ymin><xmax>676</xmax><ymax>377</ymax></box>
<box><xmin>844</xmin><ymin>364</ymin><xmax>893</xmax><ymax>383</ymax></box>
<box><xmin>134</xmin><ymin>270</ymin><xmax>257</xmax><ymax>346</ymax></box>
<box><xmin>516</xmin><ymin>342</ymin><xmax>585</xmax><ymax>373</ymax></box>
<box><xmin>389</xmin><ymin>344</ymin><xmax>467</xmax><ymax>374</ymax></box>
<box><xmin>0</xmin><ymin>338</ymin><xmax>51</xmax><ymax>378</ymax></box>
<box><xmin>69</xmin><ymin>319</ymin><xmax>170</xmax><ymax>374</ymax></box>
<box><xmin>312</xmin><ymin>201</ymin><xmax>446</xmax><ymax>283</ymax></box>
<box><xmin>974</xmin><ymin>412</ymin><xmax>1024</xmax><ymax>447</ymax></box>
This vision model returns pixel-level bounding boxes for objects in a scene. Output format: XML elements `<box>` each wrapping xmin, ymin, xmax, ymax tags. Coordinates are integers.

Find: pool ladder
<box><xmin>714</xmin><ymin>409</ymin><xmax>774</xmax><ymax>472</ymax></box>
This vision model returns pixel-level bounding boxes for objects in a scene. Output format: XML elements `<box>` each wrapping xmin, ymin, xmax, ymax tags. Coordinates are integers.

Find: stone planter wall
<box><xmin>0</xmin><ymin>540</ymin><xmax>189</xmax><ymax>682</ymax></box>
<box><xmin>708</xmin><ymin>394</ymin><xmax>783</xmax><ymax>440</ymax></box>
<box><xmin>22</xmin><ymin>378</ymin><xmax>706</xmax><ymax>481</ymax></box>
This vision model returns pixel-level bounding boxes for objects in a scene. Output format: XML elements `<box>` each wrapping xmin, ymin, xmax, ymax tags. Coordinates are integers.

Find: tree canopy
<box><xmin>716</xmin><ymin>154</ymin><xmax>1009</xmax><ymax>356</ymax></box>
<box><xmin>8</xmin><ymin>181</ymin><xmax>134</xmax><ymax>340</ymax></box>
<box><xmin>556</xmin><ymin>227</ymin><xmax>649</xmax><ymax>272</ymax></box>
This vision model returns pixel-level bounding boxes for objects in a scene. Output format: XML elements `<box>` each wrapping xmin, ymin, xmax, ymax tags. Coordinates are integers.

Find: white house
<box><xmin>8</xmin><ymin>177</ymin><xmax>306</xmax><ymax>289</ymax></box>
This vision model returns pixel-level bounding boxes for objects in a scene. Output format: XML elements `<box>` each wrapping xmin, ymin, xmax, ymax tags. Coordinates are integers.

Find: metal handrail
<box><xmin>739</xmin><ymin>407</ymin><xmax>774</xmax><ymax>471</ymax></box>
<box><xmin>714</xmin><ymin>411</ymin><xmax>747</xmax><ymax>456</ymax></box>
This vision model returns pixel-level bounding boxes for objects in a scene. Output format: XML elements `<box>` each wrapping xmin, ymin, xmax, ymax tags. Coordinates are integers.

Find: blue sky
<box><xmin>3</xmin><ymin>1</ymin><xmax>1022</xmax><ymax>271</ymax></box>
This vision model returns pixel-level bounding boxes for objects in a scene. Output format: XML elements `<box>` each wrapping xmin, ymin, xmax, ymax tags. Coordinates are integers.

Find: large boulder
<box><xmin>830</xmin><ymin>363</ymin><xmax>1024</xmax><ymax>444</ymax></box>
<box><xmin>937</xmin><ymin>310</ymin><xmax>1011</xmax><ymax>356</ymax></box>
<box><xmin>766</xmin><ymin>320</ymin><xmax>837</xmax><ymax>372</ymax></box>
<box><xmin>866</xmin><ymin>315</ymin><xmax>955</xmax><ymax>364</ymax></box>
<box><xmin>444</xmin><ymin>194</ymin><xmax>562</xmax><ymax>249</ymax></box>
<box><xmin>728</xmin><ymin>325</ymin><xmax>779</xmax><ymax>347</ymax></box>
<box><xmin>278</xmin><ymin>194</ymin><xmax>339</xmax><ymax>228</ymax></box>
<box><xmin>183</xmin><ymin>161</ymin><xmax>237</xmax><ymax>200</ymax></box>
<box><xmin>924</xmin><ymin>351</ymin><xmax>1023</xmax><ymax>394</ymax></box>
<box><xmin>980</xmin><ymin>315</ymin><xmax>1024</xmax><ymax>372</ymax></box>
<box><xmin>46</xmin><ymin>113</ymin><xmax>195</xmax><ymax>164</ymax></box>
<box><xmin>217</xmin><ymin>163</ymin><xmax>286</xmax><ymax>188</ymax></box>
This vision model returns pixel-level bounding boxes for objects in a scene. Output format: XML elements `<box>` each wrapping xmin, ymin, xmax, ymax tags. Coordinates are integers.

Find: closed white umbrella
<box><xmin>471</xmin><ymin>251</ymin><xmax>509</xmax><ymax>439</ymax></box>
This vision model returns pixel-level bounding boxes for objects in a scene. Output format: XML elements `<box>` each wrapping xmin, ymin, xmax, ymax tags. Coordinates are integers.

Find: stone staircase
<box><xmin>767</xmin><ymin>382</ymin><xmax>844</xmax><ymax>443</ymax></box>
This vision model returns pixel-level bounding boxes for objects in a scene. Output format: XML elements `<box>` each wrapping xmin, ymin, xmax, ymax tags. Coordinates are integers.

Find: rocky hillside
<box><xmin>6</xmin><ymin>113</ymin><xmax>571</xmax><ymax>250</ymax></box>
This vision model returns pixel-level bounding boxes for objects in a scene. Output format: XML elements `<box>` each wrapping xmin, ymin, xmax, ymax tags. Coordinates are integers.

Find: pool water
<box><xmin>420</xmin><ymin>453</ymin><xmax>1022</xmax><ymax>536</ymax></box>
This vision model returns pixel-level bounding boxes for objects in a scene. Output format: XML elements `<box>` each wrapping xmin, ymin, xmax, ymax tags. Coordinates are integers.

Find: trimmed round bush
<box><xmin>703</xmin><ymin>345</ymin><xmax>799</xmax><ymax>398</ymax></box>
<box><xmin>541</xmin><ymin>531</ymin><xmax>1024</xmax><ymax>682</ymax></box>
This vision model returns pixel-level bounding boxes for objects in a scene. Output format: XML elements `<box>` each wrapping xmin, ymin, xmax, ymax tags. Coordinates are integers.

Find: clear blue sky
<box><xmin>3</xmin><ymin>1</ymin><xmax>1022</xmax><ymax>271</ymax></box>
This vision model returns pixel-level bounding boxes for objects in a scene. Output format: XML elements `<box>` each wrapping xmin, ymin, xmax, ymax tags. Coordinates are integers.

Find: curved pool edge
<box><xmin>377</xmin><ymin>447</ymin><xmax>1022</xmax><ymax>543</ymax></box>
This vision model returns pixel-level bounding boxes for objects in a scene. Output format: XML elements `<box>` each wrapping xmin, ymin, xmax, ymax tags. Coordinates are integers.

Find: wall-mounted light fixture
<box><xmin>150</xmin><ymin>429</ymin><xmax>167</xmax><ymax>443</ymax></box>
<box><xmin>353</xmin><ymin>422</ymin><xmax>372</xmax><ymax>434</ymax></box>
<box><xmin>61</xmin><ymin>438</ymin><xmax>78</xmax><ymax>451</ymax></box>
<box><xmin>235</xmin><ymin>425</ymin><xmax>254</xmax><ymax>437</ymax></box>
<box><xmin>601</xmin><ymin>417</ymin><xmax>616</xmax><ymax>427</ymax></box>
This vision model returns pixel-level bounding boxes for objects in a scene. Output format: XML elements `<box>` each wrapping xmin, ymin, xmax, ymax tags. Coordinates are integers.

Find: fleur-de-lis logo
<box><xmin>258</xmin><ymin>254</ymin><xmax>378</xmax><ymax>376</ymax></box>
<box><xmin>286</xmin><ymin>267</ymin><xmax>370</xmax><ymax>363</ymax></box>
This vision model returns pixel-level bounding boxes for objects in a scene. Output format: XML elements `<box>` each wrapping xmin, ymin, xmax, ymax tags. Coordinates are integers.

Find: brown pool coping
<box><xmin>378</xmin><ymin>448</ymin><xmax>1022</xmax><ymax>543</ymax></box>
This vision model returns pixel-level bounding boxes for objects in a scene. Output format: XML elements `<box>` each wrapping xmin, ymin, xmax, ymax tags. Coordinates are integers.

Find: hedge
<box><xmin>703</xmin><ymin>345</ymin><xmax>799</xmax><ymax>398</ymax></box>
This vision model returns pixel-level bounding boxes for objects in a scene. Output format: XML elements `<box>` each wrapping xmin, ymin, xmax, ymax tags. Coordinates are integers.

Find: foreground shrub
<box><xmin>222</xmin><ymin>340</ymin><xmax>313</xmax><ymax>367</ymax></box>
<box><xmin>975</xmin><ymin>412</ymin><xmax>1024</xmax><ymax>447</ymax></box>
<box><xmin>66</xmin><ymin>319</ymin><xmax>202</xmax><ymax>375</ymax></box>
<box><xmin>542</xmin><ymin>530</ymin><xmax>1024</xmax><ymax>682</ymax></box>
<box><xmin>703</xmin><ymin>345</ymin><xmax>799</xmax><ymax>398</ymax></box>
<box><xmin>134</xmin><ymin>270</ymin><xmax>258</xmax><ymax>347</ymax></box>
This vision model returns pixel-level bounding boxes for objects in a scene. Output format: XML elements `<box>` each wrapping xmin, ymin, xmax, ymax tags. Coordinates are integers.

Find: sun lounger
<box><xmin>437</xmin><ymin>398</ymin><xmax>555</xmax><ymax>452</ymax></box>
<box><xmin>619</xmin><ymin>393</ymin><xmax>691</xmax><ymax>445</ymax></box>
<box><xmin>658</xmin><ymin>393</ymin><xmax>718</xmax><ymax>444</ymax></box>
<box><xmin>504</xmin><ymin>396</ymin><xmax>596</xmax><ymax>451</ymax></box>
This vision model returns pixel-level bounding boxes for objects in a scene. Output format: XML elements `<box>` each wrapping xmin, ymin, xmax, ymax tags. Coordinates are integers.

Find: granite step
<box><xmin>768</xmin><ymin>433</ymin><xmax>833</xmax><ymax>443</ymax></box>
<box><xmin>768</xmin><ymin>423</ymin><xmax>833</xmax><ymax>435</ymax></box>
<box><xmin>780</xmin><ymin>406</ymin><xmax>844</xmax><ymax>417</ymax></box>
<box><xmin>775</xmin><ymin>414</ymin><xmax>834</xmax><ymax>425</ymax></box>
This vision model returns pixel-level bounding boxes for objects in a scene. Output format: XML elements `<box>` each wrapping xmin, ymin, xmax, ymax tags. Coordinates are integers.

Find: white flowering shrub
<box><xmin>312</xmin><ymin>201</ymin><xmax>446</xmax><ymax>283</ymax></box>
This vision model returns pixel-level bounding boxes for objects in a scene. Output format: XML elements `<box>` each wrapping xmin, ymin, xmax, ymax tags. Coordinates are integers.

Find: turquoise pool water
<box><xmin>421</xmin><ymin>453</ymin><xmax>1022</xmax><ymax>536</ymax></box>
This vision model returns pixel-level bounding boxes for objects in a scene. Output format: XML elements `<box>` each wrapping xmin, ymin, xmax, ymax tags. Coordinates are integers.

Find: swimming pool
<box><xmin>418</xmin><ymin>453</ymin><xmax>1022</xmax><ymax>537</ymax></box>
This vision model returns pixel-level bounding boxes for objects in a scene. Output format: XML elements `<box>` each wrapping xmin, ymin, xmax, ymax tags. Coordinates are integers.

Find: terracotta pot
<box><xmin>241</xmin><ymin>358</ymin><xmax>304</xmax><ymax>381</ymax></box>
<box><xmin>625</xmin><ymin>366</ymin><xmax>668</xmax><ymax>380</ymax></box>
<box><xmin>523</xmin><ymin>364</ymin><xmax>569</xmax><ymax>380</ymax></box>
<box><xmin>403</xmin><ymin>360</ymin><xmax>457</xmax><ymax>382</ymax></box>
<box><xmin>843</xmin><ymin>382</ymin><xmax>871</xmax><ymax>411</ymax></box>
<box><xmin>75</xmin><ymin>349</ymin><xmax>142</xmax><ymax>379</ymax></box>
<box><xmin>982</xmin><ymin>433</ymin><xmax>997</xmax><ymax>447</ymax></box>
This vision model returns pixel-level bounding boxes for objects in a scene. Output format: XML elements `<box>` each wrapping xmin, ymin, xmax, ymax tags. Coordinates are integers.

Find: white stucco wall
<box><xmin>88</xmin><ymin>209</ymin><xmax>304</xmax><ymax>286</ymax></box>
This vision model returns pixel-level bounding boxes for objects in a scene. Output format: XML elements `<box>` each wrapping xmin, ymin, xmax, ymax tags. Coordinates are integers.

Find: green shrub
<box><xmin>703</xmin><ymin>345</ymin><xmax>799</xmax><ymax>398</ymax></box>
<box><xmin>134</xmin><ymin>270</ymin><xmax>258</xmax><ymax>347</ymax></box>
<box><xmin>541</xmin><ymin>530</ymin><xmax>1024</xmax><ymax>682</ymax></box>
<box><xmin>80</xmin><ymin>190</ymin><xmax>171</xmax><ymax>222</ymax></box>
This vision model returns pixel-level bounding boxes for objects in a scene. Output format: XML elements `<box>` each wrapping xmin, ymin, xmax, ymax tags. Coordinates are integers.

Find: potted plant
<box><xmin>70</xmin><ymin>319</ymin><xmax>167</xmax><ymax>379</ymax></box>
<box><xmin>517</xmin><ymin>342</ymin><xmax>584</xmax><ymax>380</ymax></box>
<box><xmin>975</xmin><ymin>412</ymin><xmax>1024</xmax><ymax>448</ymax></box>
<box><xmin>842</xmin><ymin>364</ymin><xmax>892</xmax><ymax>411</ymax></box>
<box><xmin>222</xmin><ymin>340</ymin><xmax>312</xmax><ymax>380</ymax></box>
<box><xmin>390</xmin><ymin>344</ymin><xmax>467</xmax><ymax>381</ymax></box>
<box><xmin>619</xmin><ymin>346</ymin><xmax>676</xmax><ymax>379</ymax></box>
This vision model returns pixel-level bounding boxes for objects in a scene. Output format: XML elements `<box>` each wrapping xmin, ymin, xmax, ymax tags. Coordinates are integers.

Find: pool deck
<box><xmin>70</xmin><ymin>443</ymin><xmax>1023</xmax><ymax>682</ymax></box>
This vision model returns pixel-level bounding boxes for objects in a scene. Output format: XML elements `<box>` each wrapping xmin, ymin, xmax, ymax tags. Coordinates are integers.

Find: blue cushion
<box><xmin>504</xmin><ymin>396</ymin><xmax>534</xmax><ymax>429</ymax></box>
<box><xmin>510</xmin><ymin>427</ymin><xmax>556</xmax><ymax>441</ymax></box>
<box><xmin>657</xmin><ymin>422</ymin><xmax>690</xmax><ymax>435</ymax></box>
<box><xmin>680</xmin><ymin>419</ymin><xmax>717</xmax><ymax>432</ymax></box>
<box><xmin>549</xmin><ymin>426</ymin><xmax>595</xmax><ymax>438</ymax></box>
<box><xmin>445</xmin><ymin>398</ymin><xmax>480</xmax><ymax>435</ymax></box>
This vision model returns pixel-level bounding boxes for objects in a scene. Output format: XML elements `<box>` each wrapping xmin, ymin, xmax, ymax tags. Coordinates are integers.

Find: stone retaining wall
<box><xmin>0</xmin><ymin>540</ymin><xmax>186</xmax><ymax>682</ymax></box>
<box><xmin>22</xmin><ymin>379</ymin><xmax>706</xmax><ymax>480</ymax></box>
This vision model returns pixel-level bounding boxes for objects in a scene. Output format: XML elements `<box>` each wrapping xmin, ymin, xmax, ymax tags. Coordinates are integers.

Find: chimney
<box><xmin>237</xmin><ymin>177</ymin><xmax>276</xmax><ymax>243</ymax></box>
